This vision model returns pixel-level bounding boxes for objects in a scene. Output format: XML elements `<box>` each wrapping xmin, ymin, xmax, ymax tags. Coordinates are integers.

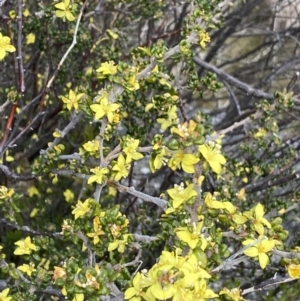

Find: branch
<box><xmin>193</xmin><ymin>56</ymin><xmax>300</xmax><ymax>105</ymax></box>
<box><xmin>0</xmin><ymin>111</ymin><xmax>45</xmax><ymax>157</ymax></box>
<box><xmin>212</xmin><ymin>237</ymin><xmax>266</xmax><ymax>273</ymax></box>
<box><xmin>0</xmin><ymin>217</ymin><xmax>62</xmax><ymax>239</ymax></box>
<box><xmin>0</xmin><ymin>259</ymin><xmax>63</xmax><ymax>297</ymax></box>
<box><xmin>241</xmin><ymin>274</ymin><xmax>299</xmax><ymax>295</ymax></box>
<box><xmin>107</xmin><ymin>180</ymin><xmax>167</xmax><ymax>211</ymax></box>
<box><xmin>17</xmin><ymin>0</ymin><xmax>25</xmax><ymax>92</ymax></box>
<box><xmin>216</xmin><ymin>109</ymin><xmax>264</xmax><ymax>135</ymax></box>
<box><xmin>76</xmin><ymin>230</ymin><xmax>95</xmax><ymax>266</ymax></box>
<box><xmin>0</xmin><ymin>99</ymin><xmax>10</xmax><ymax>114</ymax></box>
<box><xmin>132</xmin><ymin>234</ymin><xmax>159</xmax><ymax>243</ymax></box>
<box><xmin>221</xmin><ymin>79</ymin><xmax>241</xmax><ymax>115</ymax></box>
<box><xmin>51</xmin><ymin>169</ymin><xmax>90</xmax><ymax>181</ymax></box>
<box><xmin>58</xmin><ymin>153</ymin><xmax>82</xmax><ymax>161</ymax></box>
<box><xmin>244</xmin><ymin>153</ymin><xmax>300</xmax><ymax>192</ymax></box>
<box><xmin>194</xmin><ymin>56</ymin><xmax>271</xmax><ymax>98</ymax></box>
<box><xmin>108</xmin><ymin>29</ymin><xmax>199</xmax><ymax>104</ymax></box>
<box><xmin>0</xmin><ymin>164</ymin><xmax>36</xmax><ymax>181</ymax></box>
<box><xmin>0</xmin><ymin>103</ymin><xmax>17</xmax><ymax>153</ymax></box>
<box><xmin>273</xmin><ymin>249</ymin><xmax>300</xmax><ymax>259</ymax></box>
<box><xmin>40</xmin><ymin>112</ymin><xmax>84</xmax><ymax>155</ymax></box>
<box><xmin>46</xmin><ymin>0</ymin><xmax>89</xmax><ymax>90</ymax></box>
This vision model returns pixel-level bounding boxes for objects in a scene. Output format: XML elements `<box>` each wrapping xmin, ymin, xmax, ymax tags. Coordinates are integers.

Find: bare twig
<box><xmin>0</xmin><ymin>103</ymin><xmax>17</xmax><ymax>153</ymax></box>
<box><xmin>0</xmin><ymin>217</ymin><xmax>62</xmax><ymax>239</ymax></box>
<box><xmin>241</xmin><ymin>274</ymin><xmax>298</xmax><ymax>295</ymax></box>
<box><xmin>0</xmin><ymin>99</ymin><xmax>10</xmax><ymax>114</ymax></box>
<box><xmin>40</xmin><ymin>112</ymin><xmax>84</xmax><ymax>155</ymax></box>
<box><xmin>0</xmin><ymin>164</ymin><xmax>36</xmax><ymax>181</ymax></box>
<box><xmin>212</xmin><ymin>237</ymin><xmax>266</xmax><ymax>273</ymax></box>
<box><xmin>76</xmin><ymin>230</ymin><xmax>95</xmax><ymax>266</ymax></box>
<box><xmin>132</xmin><ymin>233</ymin><xmax>159</xmax><ymax>243</ymax></box>
<box><xmin>46</xmin><ymin>0</ymin><xmax>90</xmax><ymax>90</ymax></box>
<box><xmin>193</xmin><ymin>57</ymin><xmax>300</xmax><ymax>106</ymax></box>
<box><xmin>272</xmin><ymin>249</ymin><xmax>300</xmax><ymax>259</ymax></box>
<box><xmin>107</xmin><ymin>180</ymin><xmax>167</xmax><ymax>211</ymax></box>
<box><xmin>17</xmin><ymin>0</ymin><xmax>25</xmax><ymax>92</ymax></box>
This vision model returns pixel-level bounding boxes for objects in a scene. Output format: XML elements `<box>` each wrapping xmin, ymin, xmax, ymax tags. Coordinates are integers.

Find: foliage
<box><xmin>0</xmin><ymin>0</ymin><xmax>300</xmax><ymax>301</ymax></box>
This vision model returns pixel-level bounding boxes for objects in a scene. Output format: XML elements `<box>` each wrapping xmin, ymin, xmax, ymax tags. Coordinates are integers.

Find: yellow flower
<box><xmin>122</xmin><ymin>139</ymin><xmax>143</xmax><ymax>163</ymax></box>
<box><xmin>151</xmin><ymin>147</ymin><xmax>168</xmax><ymax>172</ymax></box>
<box><xmin>253</xmin><ymin>128</ymin><xmax>267</xmax><ymax>138</ymax></box>
<box><xmin>253</xmin><ymin>203</ymin><xmax>271</xmax><ymax>236</ymax></box>
<box><xmin>60</xmin><ymin>89</ymin><xmax>84</xmax><ymax>111</ymax></box>
<box><xmin>219</xmin><ymin>287</ymin><xmax>247</xmax><ymax>301</ymax></box>
<box><xmin>0</xmin><ymin>186</ymin><xmax>14</xmax><ymax>199</ymax></box>
<box><xmin>14</xmin><ymin>236</ymin><xmax>37</xmax><ymax>255</ymax></box>
<box><xmin>243</xmin><ymin>238</ymin><xmax>275</xmax><ymax>269</ymax></box>
<box><xmin>150</xmin><ymin>282</ymin><xmax>175</xmax><ymax>300</ymax></box>
<box><xmin>82</xmin><ymin>139</ymin><xmax>99</xmax><ymax>153</ymax></box>
<box><xmin>124</xmin><ymin>75</ymin><xmax>140</xmax><ymax>91</ymax></box>
<box><xmin>54</xmin><ymin>0</ymin><xmax>75</xmax><ymax>22</ymax></box>
<box><xmin>125</xmin><ymin>272</ymin><xmax>143</xmax><ymax>300</ymax></box>
<box><xmin>198</xmin><ymin>30</ymin><xmax>211</xmax><ymax>50</ymax></box>
<box><xmin>0</xmin><ymin>33</ymin><xmax>16</xmax><ymax>60</ymax></box>
<box><xmin>53</xmin><ymin>266</ymin><xmax>67</xmax><ymax>282</ymax></box>
<box><xmin>63</xmin><ymin>189</ymin><xmax>74</xmax><ymax>202</ymax></box>
<box><xmin>0</xmin><ymin>288</ymin><xmax>12</xmax><ymax>301</ymax></box>
<box><xmin>204</xmin><ymin>192</ymin><xmax>225</xmax><ymax>209</ymax></box>
<box><xmin>157</xmin><ymin>106</ymin><xmax>178</xmax><ymax>130</ymax></box>
<box><xmin>88</xmin><ymin>167</ymin><xmax>109</xmax><ymax>184</ymax></box>
<box><xmin>168</xmin><ymin>150</ymin><xmax>200</xmax><ymax>173</ymax></box>
<box><xmin>112</xmin><ymin>154</ymin><xmax>130</xmax><ymax>181</ymax></box>
<box><xmin>171</xmin><ymin>120</ymin><xmax>197</xmax><ymax>139</ymax></box>
<box><xmin>96</xmin><ymin>61</ymin><xmax>117</xmax><ymax>76</ymax></box>
<box><xmin>17</xmin><ymin>263</ymin><xmax>36</xmax><ymax>276</ymax></box>
<box><xmin>71</xmin><ymin>198</ymin><xmax>91</xmax><ymax>220</ymax></box>
<box><xmin>205</xmin><ymin>194</ymin><xmax>248</xmax><ymax>224</ymax></box>
<box><xmin>108</xmin><ymin>234</ymin><xmax>130</xmax><ymax>253</ymax></box>
<box><xmin>72</xmin><ymin>294</ymin><xmax>84</xmax><ymax>301</ymax></box>
<box><xmin>106</xmin><ymin>29</ymin><xmax>118</xmax><ymax>40</ymax></box>
<box><xmin>176</xmin><ymin>221</ymin><xmax>208</xmax><ymax>250</ymax></box>
<box><xmin>199</xmin><ymin>144</ymin><xmax>226</xmax><ymax>174</ymax></box>
<box><xmin>193</xmin><ymin>279</ymin><xmax>218</xmax><ymax>299</ymax></box>
<box><xmin>167</xmin><ymin>183</ymin><xmax>197</xmax><ymax>209</ymax></box>
<box><xmin>26</xmin><ymin>33</ymin><xmax>36</xmax><ymax>45</ymax></box>
<box><xmin>236</xmin><ymin>188</ymin><xmax>246</xmax><ymax>201</ymax></box>
<box><xmin>90</xmin><ymin>97</ymin><xmax>120</xmax><ymax>123</ymax></box>
<box><xmin>243</xmin><ymin>203</ymin><xmax>271</xmax><ymax>236</ymax></box>
<box><xmin>288</xmin><ymin>264</ymin><xmax>300</xmax><ymax>279</ymax></box>
<box><xmin>84</xmin><ymin>270</ymin><xmax>100</xmax><ymax>289</ymax></box>
<box><xmin>87</xmin><ymin>216</ymin><xmax>105</xmax><ymax>245</ymax></box>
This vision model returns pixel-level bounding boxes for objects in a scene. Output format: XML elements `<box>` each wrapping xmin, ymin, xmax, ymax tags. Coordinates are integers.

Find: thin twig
<box><xmin>193</xmin><ymin>57</ymin><xmax>300</xmax><ymax>105</ymax></box>
<box><xmin>212</xmin><ymin>237</ymin><xmax>266</xmax><ymax>273</ymax></box>
<box><xmin>17</xmin><ymin>0</ymin><xmax>25</xmax><ymax>92</ymax></box>
<box><xmin>76</xmin><ymin>230</ymin><xmax>95</xmax><ymax>266</ymax></box>
<box><xmin>0</xmin><ymin>217</ymin><xmax>62</xmax><ymax>239</ymax></box>
<box><xmin>46</xmin><ymin>0</ymin><xmax>90</xmax><ymax>90</ymax></box>
<box><xmin>242</xmin><ymin>275</ymin><xmax>299</xmax><ymax>295</ymax></box>
<box><xmin>0</xmin><ymin>100</ymin><xmax>10</xmax><ymax>114</ymax></box>
<box><xmin>40</xmin><ymin>112</ymin><xmax>84</xmax><ymax>155</ymax></box>
<box><xmin>0</xmin><ymin>164</ymin><xmax>36</xmax><ymax>181</ymax></box>
<box><xmin>107</xmin><ymin>180</ymin><xmax>167</xmax><ymax>211</ymax></box>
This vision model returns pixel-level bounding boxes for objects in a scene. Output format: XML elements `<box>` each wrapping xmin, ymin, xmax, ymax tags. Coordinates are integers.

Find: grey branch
<box><xmin>242</xmin><ymin>274</ymin><xmax>298</xmax><ymax>295</ymax></box>
<box><xmin>0</xmin><ymin>164</ymin><xmax>36</xmax><ymax>181</ymax></box>
<box><xmin>108</xmin><ymin>181</ymin><xmax>167</xmax><ymax>211</ymax></box>
<box><xmin>40</xmin><ymin>112</ymin><xmax>84</xmax><ymax>155</ymax></box>
<box><xmin>132</xmin><ymin>233</ymin><xmax>159</xmax><ymax>243</ymax></box>
<box><xmin>193</xmin><ymin>57</ymin><xmax>300</xmax><ymax>105</ymax></box>
<box><xmin>212</xmin><ymin>237</ymin><xmax>266</xmax><ymax>273</ymax></box>
<box><xmin>0</xmin><ymin>217</ymin><xmax>62</xmax><ymax>239</ymax></box>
